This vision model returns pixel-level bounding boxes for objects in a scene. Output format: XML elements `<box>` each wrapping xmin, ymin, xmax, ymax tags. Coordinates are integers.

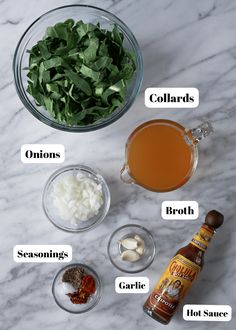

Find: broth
<box><xmin>126</xmin><ymin>120</ymin><xmax>195</xmax><ymax>191</ymax></box>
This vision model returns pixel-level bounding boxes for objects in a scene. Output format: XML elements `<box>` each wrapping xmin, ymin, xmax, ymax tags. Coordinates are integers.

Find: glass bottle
<box><xmin>143</xmin><ymin>210</ymin><xmax>224</xmax><ymax>324</ymax></box>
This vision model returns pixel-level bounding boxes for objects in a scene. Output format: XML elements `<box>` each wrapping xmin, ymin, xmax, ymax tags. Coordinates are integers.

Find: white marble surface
<box><xmin>0</xmin><ymin>0</ymin><xmax>236</xmax><ymax>329</ymax></box>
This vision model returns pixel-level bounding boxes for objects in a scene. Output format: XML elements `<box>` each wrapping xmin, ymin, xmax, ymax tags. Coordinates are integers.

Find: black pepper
<box><xmin>62</xmin><ymin>266</ymin><xmax>84</xmax><ymax>290</ymax></box>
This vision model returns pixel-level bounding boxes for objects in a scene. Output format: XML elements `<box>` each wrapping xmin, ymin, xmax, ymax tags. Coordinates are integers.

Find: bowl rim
<box><xmin>13</xmin><ymin>4</ymin><xmax>143</xmax><ymax>132</ymax></box>
<box><xmin>107</xmin><ymin>224</ymin><xmax>156</xmax><ymax>273</ymax></box>
<box><xmin>52</xmin><ymin>263</ymin><xmax>102</xmax><ymax>313</ymax></box>
<box><xmin>42</xmin><ymin>164</ymin><xmax>111</xmax><ymax>232</ymax></box>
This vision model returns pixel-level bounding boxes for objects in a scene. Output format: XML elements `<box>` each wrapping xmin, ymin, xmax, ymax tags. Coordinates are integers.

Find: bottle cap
<box><xmin>205</xmin><ymin>210</ymin><xmax>224</xmax><ymax>229</ymax></box>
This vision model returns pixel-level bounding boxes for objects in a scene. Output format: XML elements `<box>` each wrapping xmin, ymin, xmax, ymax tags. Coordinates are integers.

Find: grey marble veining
<box><xmin>0</xmin><ymin>0</ymin><xmax>236</xmax><ymax>329</ymax></box>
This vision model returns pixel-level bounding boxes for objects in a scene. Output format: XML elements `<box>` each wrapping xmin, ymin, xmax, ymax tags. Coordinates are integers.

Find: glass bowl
<box><xmin>42</xmin><ymin>165</ymin><xmax>110</xmax><ymax>232</ymax></box>
<box><xmin>13</xmin><ymin>5</ymin><xmax>143</xmax><ymax>132</ymax></box>
<box><xmin>107</xmin><ymin>224</ymin><xmax>156</xmax><ymax>273</ymax></box>
<box><xmin>52</xmin><ymin>263</ymin><xmax>101</xmax><ymax>313</ymax></box>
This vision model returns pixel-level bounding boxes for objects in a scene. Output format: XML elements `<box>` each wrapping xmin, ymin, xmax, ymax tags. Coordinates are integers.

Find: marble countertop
<box><xmin>0</xmin><ymin>0</ymin><xmax>236</xmax><ymax>329</ymax></box>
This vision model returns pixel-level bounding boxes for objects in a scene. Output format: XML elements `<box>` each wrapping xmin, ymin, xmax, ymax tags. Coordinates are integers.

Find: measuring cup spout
<box><xmin>189</xmin><ymin>122</ymin><xmax>213</xmax><ymax>143</ymax></box>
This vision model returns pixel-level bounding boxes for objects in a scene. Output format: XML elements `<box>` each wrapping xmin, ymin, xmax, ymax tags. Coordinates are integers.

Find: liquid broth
<box><xmin>126</xmin><ymin>120</ymin><xmax>195</xmax><ymax>191</ymax></box>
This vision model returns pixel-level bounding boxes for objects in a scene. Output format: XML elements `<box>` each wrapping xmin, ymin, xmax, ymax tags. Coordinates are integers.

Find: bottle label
<box><xmin>191</xmin><ymin>225</ymin><xmax>214</xmax><ymax>251</ymax></box>
<box><xmin>145</xmin><ymin>254</ymin><xmax>201</xmax><ymax>318</ymax></box>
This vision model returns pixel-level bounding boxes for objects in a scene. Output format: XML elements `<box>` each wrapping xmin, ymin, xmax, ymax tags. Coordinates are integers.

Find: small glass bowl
<box><xmin>13</xmin><ymin>5</ymin><xmax>143</xmax><ymax>132</ymax></box>
<box><xmin>42</xmin><ymin>165</ymin><xmax>110</xmax><ymax>232</ymax></box>
<box><xmin>52</xmin><ymin>263</ymin><xmax>101</xmax><ymax>313</ymax></box>
<box><xmin>107</xmin><ymin>224</ymin><xmax>156</xmax><ymax>273</ymax></box>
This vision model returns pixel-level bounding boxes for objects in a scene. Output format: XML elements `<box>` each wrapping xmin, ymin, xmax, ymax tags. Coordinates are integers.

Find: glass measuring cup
<box><xmin>120</xmin><ymin>119</ymin><xmax>212</xmax><ymax>192</ymax></box>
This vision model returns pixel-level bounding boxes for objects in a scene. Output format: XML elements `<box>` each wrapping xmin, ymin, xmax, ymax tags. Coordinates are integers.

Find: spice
<box><xmin>81</xmin><ymin>275</ymin><xmax>96</xmax><ymax>294</ymax></box>
<box><xmin>62</xmin><ymin>266</ymin><xmax>96</xmax><ymax>305</ymax></box>
<box><xmin>62</xmin><ymin>266</ymin><xmax>84</xmax><ymax>290</ymax></box>
<box><xmin>67</xmin><ymin>289</ymin><xmax>90</xmax><ymax>304</ymax></box>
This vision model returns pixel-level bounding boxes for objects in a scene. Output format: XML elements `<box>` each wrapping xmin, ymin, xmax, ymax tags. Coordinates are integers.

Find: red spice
<box><xmin>81</xmin><ymin>274</ymin><xmax>96</xmax><ymax>294</ymax></box>
<box><xmin>67</xmin><ymin>289</ymin><xmax>89</xmax><ymax>304</ymax></box>
<box><xmin>66</xmin><ymin>273</ymin><xmax>96</xmax><ymax>305</ymax></box>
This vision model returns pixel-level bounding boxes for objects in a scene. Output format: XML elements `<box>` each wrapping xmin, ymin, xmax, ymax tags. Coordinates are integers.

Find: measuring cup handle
<box><xmin>120</xmin><ymin>165</ymin><xmax>134</xmax><ymax>184</ymax></box>
<box><xmin>189</xmin><ymin>122</ymin><xmax>213</xmax><ymax>143</ymax></box>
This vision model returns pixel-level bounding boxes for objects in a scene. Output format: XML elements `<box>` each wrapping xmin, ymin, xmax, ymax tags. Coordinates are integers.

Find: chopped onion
<box><xmin>52</xmin><ymin>172</ymin><xmax>104</xmax><ymax>222</ymax></box>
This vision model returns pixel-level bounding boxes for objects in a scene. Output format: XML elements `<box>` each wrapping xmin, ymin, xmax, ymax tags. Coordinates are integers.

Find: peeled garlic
<box><xmin>121</xmin><ymin>250</ymin><xmax>140</xmax><ymax>262</ymax></box>
<box><xmin>134</xmin><ymin>234</ymin><xmax>144</xmax><ymax>245</ymax></box>
<box><xmin>119</xmin><ymin>238</ymin><xmax>138</xmax><ymax>250</ymax></box>
<box><xmin>136</xmin><ymin>245</ymin><xmax>144</xmax><ymax>255</ymax></box>
<box><xmin>134</xmin><ymin>234</ymin><xmax>145</xmax><ymax>256</ymax></box>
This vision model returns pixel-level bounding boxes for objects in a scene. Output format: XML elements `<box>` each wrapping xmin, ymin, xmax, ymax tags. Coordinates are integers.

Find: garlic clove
<box><xmin>134</xmin><ymin>234</ymin><xmax>145</xmax><ymax>256</ymax></box>
<box><xmin>119</xmin><ymin>238</ymin><xmax>138</xmax><ymax>250</ymax></box>
<box><xmin>121</xmin><ymin>250</ymin><xmax>141</xmax><ymax>262</ymax></box>
<box><xmin>134</xmin><ymin>234</ymin><xmax>145</xmax><ymax>245</ymax></box>
<box><xmin>136</xmin><ymin>246</ymin><xmax>145</xmax><ymax>256</ymax></box>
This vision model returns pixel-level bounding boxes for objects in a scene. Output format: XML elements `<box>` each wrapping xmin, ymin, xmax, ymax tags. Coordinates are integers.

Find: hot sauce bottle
<box><xmin>143</xmin><ymin>210</ymin><xmax>224</xmax><ymax>324</ymax></box>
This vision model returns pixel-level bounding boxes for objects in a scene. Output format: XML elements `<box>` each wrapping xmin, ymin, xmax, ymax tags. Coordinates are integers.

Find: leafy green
<box><xmin>26</xmin><ymin>19</ymin><xmax>136</xmax><ymax>126</ymax></box>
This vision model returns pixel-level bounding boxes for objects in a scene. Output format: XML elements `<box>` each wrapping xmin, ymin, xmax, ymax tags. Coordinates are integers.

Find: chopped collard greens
<box><xmin>26</xmin><ymin>19</ymin><xmax>136</xmax><ymax>126</ymax></box>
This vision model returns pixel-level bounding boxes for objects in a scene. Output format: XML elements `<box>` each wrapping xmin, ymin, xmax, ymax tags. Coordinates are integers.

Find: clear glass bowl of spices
<box><xmin>43</xmin><ymin>165</ymin><xmax>110</xmax><ymax>232</ymax></box>
<box><xmin>52</xmin><ymin>263</ymin><xmax>101</xmax><ymax>313</ymax></box>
